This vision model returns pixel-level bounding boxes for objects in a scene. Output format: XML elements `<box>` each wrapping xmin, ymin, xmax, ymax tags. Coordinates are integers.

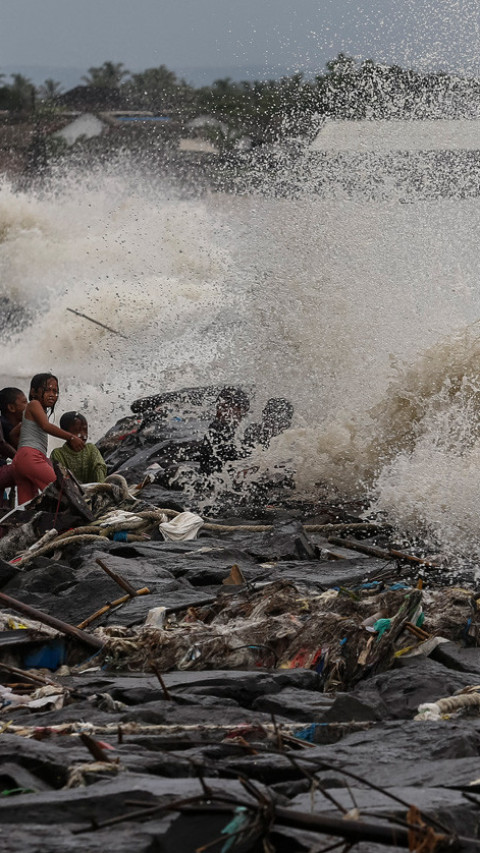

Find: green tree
<box><xmin>82</xmin><ymin>61</ymin><xmax>130</xmax><ymax>88</ymax></box>
<box><xmin>9</xmin><ymin>73</ymin><xmax>36</xmax><ymax>110</ymax></box>
<box><xmin>38</xmin><ymin>78</ymin><xmax>63</xmax><ymax>101</ymax></box>
<box><xmin>123</xmin><ymin>65</ymin><xmax>190</xmax><ymax>110</ymax></box>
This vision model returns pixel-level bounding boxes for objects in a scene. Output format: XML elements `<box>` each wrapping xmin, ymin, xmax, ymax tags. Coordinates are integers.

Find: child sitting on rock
<box><xmin>0</xmin><ymin>387</ymin><xmax>28</xmax><ymax>506</ymax></box>
<box><xmin>51</xmin><ymin>411</ymin><xmax>107</xmax><ymax>483</ymax></box>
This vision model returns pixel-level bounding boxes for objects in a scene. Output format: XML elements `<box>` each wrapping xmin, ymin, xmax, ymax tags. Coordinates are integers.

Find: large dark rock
<box><xmin>430</xmin><ymin>640</ymin><xmax>480</xmax><ymax>676</ymax></box>
<box><xmin>251</xmin><ymin>688</ymin><xmax>380</xmax><ymax>723</ymax></box>
<box><xmin>0</xmin><ymin>775</ymin><xmax>267</xmax><ymax>824</ymax></box>
<box><xmin>351</xmin><ymin>656</ymin><xmax>480</xmax><ymax>719</ymax></box>
<box><xmin>3</xmin><ymin>388</ymin><xmax>480</xmax><ymax>852</ymax></box>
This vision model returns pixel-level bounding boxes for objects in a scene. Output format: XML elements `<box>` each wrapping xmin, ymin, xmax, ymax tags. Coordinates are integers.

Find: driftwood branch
<box><xmin>66</xmin><ymin>307</ymin><xmax>128</xmax><ymax>339</ymax></box>
<box><xmin>327</xmin><ymin>536</ymin><xmax>440</xmax><ymax>568</ymax></box>
<box><xmin>0</xmin><ymin>592</ymin><xmax>103</xmax><ymax>650</ymax></box>
<box><xmin>76</xmin><ymin>587</ymin><xmax>150</xmax><ymax>629</ymax></box>
<box><xmin>95</xmin><ymin>557</ymin><xmax>139</xmax><ymax>597</ymax></box>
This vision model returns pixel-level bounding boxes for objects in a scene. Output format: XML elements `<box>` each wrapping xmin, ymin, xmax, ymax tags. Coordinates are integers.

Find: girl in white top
<box><xmin>13</xmin><ymin>373</ymin><xmax>84</xmax><ymax>504</ymax></box>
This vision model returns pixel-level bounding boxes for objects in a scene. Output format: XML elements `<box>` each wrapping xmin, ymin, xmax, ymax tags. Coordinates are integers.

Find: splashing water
<box><xmin>2</xmin><ymin>140</ymin><xmax>480</xmax><ymax>560</ymax></box>
<box><xmin>0</xmin><ymin>166</ymin><xmax>237</xmax><ymax>429</ymax></box>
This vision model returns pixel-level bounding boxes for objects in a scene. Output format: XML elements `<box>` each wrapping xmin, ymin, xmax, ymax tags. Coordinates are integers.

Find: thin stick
<box><xmin>66</xmin><ymin>307</ymin><xmax>128</xmax><ymax>339</ymax></box>
<box><xmin>76</xmin><ymin>586</ymin><xmax>150</xmax><ymax>628</ymax></box>
<box><xmin>327</xmin><ymin>537</ymin><xmax>440</xmax><ymax>568</ymax></box>
<box><xmin>0</xmin><ymin>591</ymin><xmax>103</xmax><ymax>650</ymax></box>
<box><xmin>0</xmin><ymin>662</ymin><xmax>58</xmax><ymax>687</ymax></box>
<box><xmin>0</xmin><ymin>662</ymin><xmax>87</xmax><ymax>699</ymax></box>
<box><xmin>152</xmin><ymin>666</ymin><xmax>173</xmax><ymax>701</ymax></box>
<box><xmin>73</xmin><ymin>794</ymin><xmax>205</xmax><ymax>834</ymax></box>
<box><xmin>80</xmin><ymin>732</ymin><xmax>113</xmax><ymax>763</ymax></box>
<box><xmin>95</xmin><ymin>557</ymin><xmax>138</xmax><ymax>597</ymax></box>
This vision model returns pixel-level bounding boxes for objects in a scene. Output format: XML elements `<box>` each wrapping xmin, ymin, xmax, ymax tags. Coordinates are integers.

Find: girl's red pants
<box><xmin>13</xmin><ymin>447</ymin><xmax>56</xmax><ymax>505</ymax></box>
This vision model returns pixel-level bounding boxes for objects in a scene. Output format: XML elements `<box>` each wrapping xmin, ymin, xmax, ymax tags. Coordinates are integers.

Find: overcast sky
<box><xmin>2</xmin><ymin>0</ymin><xmax>480</xmax><ymax>87</ymax></box>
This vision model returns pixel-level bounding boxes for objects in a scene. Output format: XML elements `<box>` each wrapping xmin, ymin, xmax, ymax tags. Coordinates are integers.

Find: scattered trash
<box><xmin>0</xmin><ymin>386</ymin><xmax>479</xmax><ymax>852</ymax></box>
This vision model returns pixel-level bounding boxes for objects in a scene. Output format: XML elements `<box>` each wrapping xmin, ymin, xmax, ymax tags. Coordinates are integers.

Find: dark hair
<box><xmin>0</xmin><ymin>387</ymin><xmax>24</xmax><ymax>416</ymax></box>
<box><xmin>261</xmin><ymin>398</ymin><xmax>294</xmax><ymax>438</ymax></box>
<box><xmin>263</xmin><ymin>398</ymin><xmax>294</xmax><ymax>421</ymax></box>
<box><xmin>216</xmin><ymin>386</ymin><xmax>250</xmax><ymax>414</ymax></box>
<box><xmin>59</xmin><ymin>411</ymin><xmax>87</xmax><ymax>431</ymax></box>
<box><xmin>29</xmin><ymin>373</ymin><xmax>59</xmax><ymax>415</ymax></box>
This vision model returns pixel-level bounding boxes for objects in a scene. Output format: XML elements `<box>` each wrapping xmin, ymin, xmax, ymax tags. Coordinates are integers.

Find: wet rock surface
<box><xmin>1</xmin><ymin>388</ymin><xmax>480</xmax><ymax>851</ymax></box>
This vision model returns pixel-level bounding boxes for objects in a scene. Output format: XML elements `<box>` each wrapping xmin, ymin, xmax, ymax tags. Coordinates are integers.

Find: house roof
<box><xmin>54</xmin><ymin>113</ymin><xmax>106</xmax><ymax>145</ymax></box>
<box><xmin>57</xmin><ymin>86</ymin><xmax>124</xmax><ymax>110</ymax></box>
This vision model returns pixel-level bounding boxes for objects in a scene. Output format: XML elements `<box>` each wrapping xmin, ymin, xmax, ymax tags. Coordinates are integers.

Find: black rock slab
<box><xmin>0</xmin><ymin>775</ymin><xmax>268</xmax><ymax>824</ymax></box>
<box><xmin>0</xmin><ymin>736</ymin><xmax>88</xmax><ymax>788</ymax></box>
<box><xmin>160</xmin><ymin>669</ymin><xmax>321</xmax><ymax>706</ymax></box>
<box><xmin>119</xmin><ymin>699</ymin><xmax>288</xmax><ymax>726</ymax></box>
<box><xmin>352</xmin><ymin>655</ymin><xmax>480</xmax><ymax>719</ymax></box>
<box><xmin>252</xmin><ymin>688</ymin><xmax>380</xmax><ymax>723</ymax></box>
<box><xmin>262</xmin><ymin>557</ymin><xmax>389</xmax><ymax>589</ymax></box>
<box><xmin>1</xmin><ymin>819</ymin><xmax>175</xmax><ymax>853</ymax></box>
<box><xmin>288</xmin><ymin>784</ymin><xmax>478</xmax><ymax>839</ymax></box>
<box><xmin>430</xmin><ymin>641</ymin><xmax>480</xmax><ymax>676</ymax></box>
<box><xmin>295</xmin><ymin>719</ymin><xmax>480</xmax><ymax>770</ymax></box>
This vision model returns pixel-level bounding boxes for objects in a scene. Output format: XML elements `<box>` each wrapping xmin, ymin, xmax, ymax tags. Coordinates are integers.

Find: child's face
<box><xmin>34</xmin><ymin>378</ymin><xmax>59</xmax><ymax>408</ymax></box>
<box><xmin>8</xmin><ymin>392</ymin><xmax>27</xmax><ymax>423</ymax></box>
<box><xmin>215</xmin><ymin>400</ymin><xmax>246</xmax><ymax>426</ymax></box>
<box><xmin>71</xmin><ymin>418</ymin><xmax>88</xmax><ymax>441</ymax></box>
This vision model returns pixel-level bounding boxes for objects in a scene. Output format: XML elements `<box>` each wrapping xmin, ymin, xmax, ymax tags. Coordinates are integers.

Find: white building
<box><xmin>310</xmin><ymin>119</ymin><xmax>480</xmax><ymax>153</ymax></box>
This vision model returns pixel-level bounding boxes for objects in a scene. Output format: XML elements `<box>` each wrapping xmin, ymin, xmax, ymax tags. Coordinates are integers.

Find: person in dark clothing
<box><xmin>0</xmin><ymin>387</ymin><xmax>27</xmax><ymax>454</ymax></box>
<box><xmin>244</xmin><ymin>397</ymin><xmax>294</xmax><ymax>451</ymax></box>
<box><xmin>198</xmin><ymin>387</ymin><xmax>250</xmax><ymax>476</ymax></box>
<box><xmin>231</xmin><ymin>397</ymin><xmax>295</xmax><ymax>502</ymax></box>
<box><xmin>0</xmin><ymin>387</ymin><xmax>27</xmax><ymax>505</ymax></box>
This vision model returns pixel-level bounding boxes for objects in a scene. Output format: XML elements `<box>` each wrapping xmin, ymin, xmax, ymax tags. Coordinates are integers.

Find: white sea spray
<box><xmin>1</xmin><ymin>136</ymin><xmax>480</xmax><ymax>558</ymax></box>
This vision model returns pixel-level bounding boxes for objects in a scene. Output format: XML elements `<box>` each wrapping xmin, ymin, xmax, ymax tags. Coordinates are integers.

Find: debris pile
<box><xmin>0</xmin><ymin>388</ymin><xmax>480</xmax><ymax>852</ymax></box>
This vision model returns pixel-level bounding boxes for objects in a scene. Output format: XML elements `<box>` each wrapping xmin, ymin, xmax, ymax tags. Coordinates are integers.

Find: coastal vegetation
<box><xmin>1</xmin><ymin>55</ymin><xmax>480</xmax><ymax>178</ymax></box>
<box><xmin>1</xmin><ymin>54</ymin><xmax>480</xmax><ymax>130</ymax></box>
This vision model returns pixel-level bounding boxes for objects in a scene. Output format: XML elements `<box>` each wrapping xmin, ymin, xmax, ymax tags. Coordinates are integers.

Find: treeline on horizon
<box><xmin>2</xmin><ymin>54</ymin><xmax>480</xmax><ymax>135</ymax></box>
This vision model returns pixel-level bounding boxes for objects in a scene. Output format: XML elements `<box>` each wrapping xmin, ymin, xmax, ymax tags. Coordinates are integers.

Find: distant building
<box><xmin>178</xmin><ymin>137</ymin><xmax>217</xmax><ymax>154</ymax></box>
<box><xmin>308</xmin><ymin>118</ymin><xmax>480</xmax><ymax>201</ymax></box>
<box><xmin>311</xmin><ymin>118</ymin><xmax>480</xmax><ymax>152</ymax></box>
<box><xmin>57</xmin><ymin>86</ymin><xmax>124</xmax><ymax>111</ymax></box>
<box><xmin>186</xmin><ymin>115</ymin><xmax>228</xmax><ymax>135</ymax></box>
<box><xmin>54</xmin><ymin>113</ymin><xmax>106</xmax><ymax>146</ymax></box>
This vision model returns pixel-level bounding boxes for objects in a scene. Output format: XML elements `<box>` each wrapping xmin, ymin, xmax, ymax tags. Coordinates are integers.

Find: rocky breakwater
<box><xmin>0</xmin><ymin>389</ymin><xmax>479</xmax><ymax>851</ymax></box>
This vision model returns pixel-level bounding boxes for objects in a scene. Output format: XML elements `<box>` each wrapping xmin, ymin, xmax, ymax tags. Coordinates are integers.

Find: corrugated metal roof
<box><xmin>310</xmin><ymin>119</ymin><xmax>480</xmax><ymax>152</ymax></box>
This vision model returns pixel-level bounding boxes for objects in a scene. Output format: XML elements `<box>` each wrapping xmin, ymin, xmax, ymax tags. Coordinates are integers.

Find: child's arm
<box><xmin>0</xmin><ymin>421</ymin><xmax>16</xmax><ymax>460</ymax></box>
<box><xmin>8</xmin><ymin>422</ymin><xmax>21</xmax><ymax>449</ymax></box>
<box><xmin>27</xmin><ymin>401</ymin><xmax>85</xmax><ymax>452</ymax></box>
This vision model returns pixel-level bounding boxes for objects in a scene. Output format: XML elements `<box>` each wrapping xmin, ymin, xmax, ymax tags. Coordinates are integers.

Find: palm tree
<box><xmin>81</xmin><ymin>61</ymin><xmax>130</xmax><ymax>88</ymax></box>
<box><xmin>38</xmin><ymin>78</ymin><xmax>63</xmax><ymax>101</ymax></box>
<box><xmin>9</xmin><ymin>73</ymin><xmax>36</xmax><ymax>110</ymax></box>
<box><xmin>123</xmin><ymin>65</ymin><xmax>186</xmax><ymax>109</ymax></box>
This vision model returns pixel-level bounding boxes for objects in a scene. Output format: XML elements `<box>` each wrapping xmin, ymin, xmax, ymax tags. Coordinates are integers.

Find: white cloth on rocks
<box><xmin>158</xmin><ymin>511</ymin><xmax>204</xmax><ymax>541</ymax></box>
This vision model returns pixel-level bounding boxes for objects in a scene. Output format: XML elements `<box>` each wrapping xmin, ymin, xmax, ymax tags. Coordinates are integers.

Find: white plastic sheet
<box><xmin>158</xmin><ymin>511</ymin><xmax>204</xmax><ymax>541</ymax></box>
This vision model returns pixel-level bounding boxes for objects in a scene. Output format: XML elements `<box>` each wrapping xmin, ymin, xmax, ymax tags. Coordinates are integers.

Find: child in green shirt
<box><xmin>51</xmin><ymin>411</ymin><xmax>107</xmax><ymax>483</ymax></box>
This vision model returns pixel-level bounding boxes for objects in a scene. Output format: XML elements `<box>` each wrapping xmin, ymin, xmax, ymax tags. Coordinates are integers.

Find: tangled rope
<box><xmin>415</xmin><ymin>691</ymin><xmax>480</xmax><ymax>720</ymax></box>
<box><xmin>8</xmin><ymin>467</ymin><xmax>386</xmax><ymax>566</ymax></box>
<box><xmin>12</xmin><ymin>533</ymin><xmax>111</xmax><ymax>567</ymax></box>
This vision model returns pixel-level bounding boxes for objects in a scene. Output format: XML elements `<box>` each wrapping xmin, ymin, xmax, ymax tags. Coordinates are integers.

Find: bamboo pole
<box><xmin>95</xmin><ymin>557</ymin><xmax>139</xmax><ymax>597</ymax></box>
<box><xmin>327</xmin><ymin>536</ymin><xmax>440</xmax><ymax>568</ymax></box>
<box><xmin>0</xmin><ymin>592</ymin><xmax>103</xmax><ymax>650</ymax></box>
<box><xmin>77</xmin><ymin>587</ymin><xmax>150</xmax><ymax>629</ymax></box>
